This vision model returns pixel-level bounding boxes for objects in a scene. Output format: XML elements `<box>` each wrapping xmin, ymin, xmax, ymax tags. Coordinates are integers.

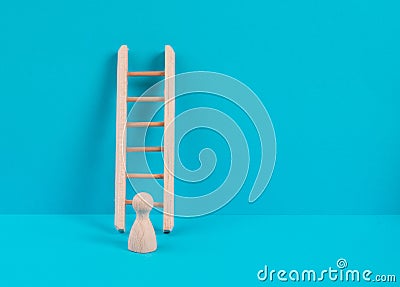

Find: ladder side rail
<box><xmin>115</xmin><ymin>45</ymin><xmax>128</xmax><ymax>232</ymax></box>
<box><xmin>163</xmin><ymin>45</ymin><xmax>175</xmax><ymax>233</ymax></box>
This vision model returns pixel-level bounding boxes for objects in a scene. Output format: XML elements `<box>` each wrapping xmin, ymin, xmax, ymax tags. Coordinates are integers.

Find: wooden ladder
<box><xmin>115</xmin><ymin>45</ymin><xmax>175</xmax><ymax>233</ymax></box>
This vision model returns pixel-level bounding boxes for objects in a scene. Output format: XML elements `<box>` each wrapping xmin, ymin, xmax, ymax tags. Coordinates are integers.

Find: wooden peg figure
<box><xmin>128</xmin><ymin>192</ymin><xmax>157</xmax><ymax>253</ymax></box>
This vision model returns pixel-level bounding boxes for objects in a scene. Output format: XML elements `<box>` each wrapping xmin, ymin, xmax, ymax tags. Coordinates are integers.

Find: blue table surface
<box><xmin>0</xmin><ymin>215</ymin><xmax>398</xmax><ymax>286</ymax></box>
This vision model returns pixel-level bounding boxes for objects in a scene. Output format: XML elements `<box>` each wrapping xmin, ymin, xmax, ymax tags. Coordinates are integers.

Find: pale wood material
<box><xmin>127</xmin><ymin>121</ymin><xmax>164</xmax><ymax>127</ymax></box>
<box><xmin>114</xmin><ymin>45</ymin><xmax>176</xmax><ymax>234</ymax></box>
<box><xmin>127</xmin><ymin>173</ymin><xmax>164</xmax><ymax>179</ymax></box>
<box><xmin>127</xmin><ymin>71</ymin><xmax>165</xmax><ymax>77</ymax></box>
<box><xmin>153</xmin><ymin>202</ymin><xmax>163</xmax><ymax>208</ymax></box>
<box><xmin>114</xmin><ymin>45</ymin><xmax>128</xmax><ymax>232</ymax></box>
<box><xmin>127</xmin><ymin>97</ymin><xmax>164</xmax><ymax>102</ymax></box>
<box><xmin>126</xmin><ymin>147</ymin><xmax>164</xmax><ymax>152</ymax></box>
<box><xmin>128</xmin><ymin>193</ymin><xmax>157</xmax><ymax>253</ymax></box>
<box><xmin>126</xmin><ymin>199</ymin><xmax>163</xmax><ymax>208</ymax></box>
<box><xmin>163</xmin><ymin>45</ymin><xmax>175</xmax><ymax>233</ymax></box>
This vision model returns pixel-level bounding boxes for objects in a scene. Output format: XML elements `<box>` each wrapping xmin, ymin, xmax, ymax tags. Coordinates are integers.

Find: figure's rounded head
<box><xmin>132</xmin><ymin>192</ymin><xmax>154</xmax><ymax>212</ymax></box>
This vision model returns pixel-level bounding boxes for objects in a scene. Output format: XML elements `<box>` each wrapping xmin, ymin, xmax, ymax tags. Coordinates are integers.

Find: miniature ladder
<box><xmin>115</xmin><ymin>45</ymin><xmax>175</xmax><ymax>233</ymax></box>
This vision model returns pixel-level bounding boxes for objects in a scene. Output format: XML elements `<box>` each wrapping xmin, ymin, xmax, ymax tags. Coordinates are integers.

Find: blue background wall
<box><xmin>0</xmin><ymin>0</ymin><xmax>399</xmax><ymax>214</ymax></box>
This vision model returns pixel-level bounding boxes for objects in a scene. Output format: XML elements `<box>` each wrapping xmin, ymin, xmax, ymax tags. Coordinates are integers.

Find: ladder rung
<box><xmin>127</xmin><ymin>97</ymin><xmax>164</xmax><ymax>102</ymax></box>
<box><xmin>127</xmin><ymin>122</ymin><xmax>164</xmax><ymax>127</ymax></box>
<box><xmin>127</xmin><ymin>173</ymin><xmax>164</xmax><ymax>179</ymax></box>
<box><xmin>125</xmin><ymin>199</ymin><xmax>163</xmax><ymax>208</ymax></box>
<box><xmin>127</xmin><ymin>71</ymin><xmax>165</xmax><ymax>77</ymax></box>
<box><xmin>154</xmin><ymin>202</ymin><xmax>163</xmax><ymax>208</ymax></box>
<box><xmin>127</xmin><ymin>147</ymin><xmax>164</xmax><ymax>152</ymax></box>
